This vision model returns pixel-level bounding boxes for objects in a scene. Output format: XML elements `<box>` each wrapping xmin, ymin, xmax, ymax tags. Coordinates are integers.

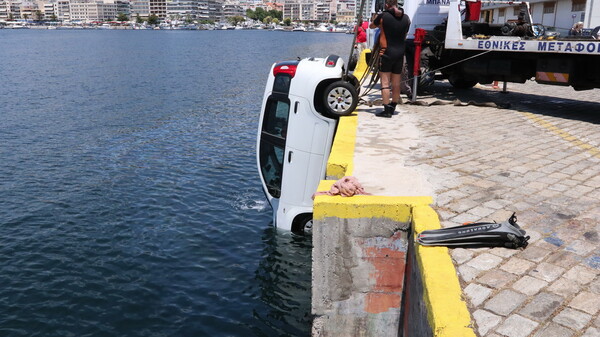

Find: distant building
<box><xmin>166</xmin><ymin>0</ymin><xmax>198</xmax><ymax>19</ymax></box>
<box><xmin>130</xmin><ymin>0</ymin><xmax>149</xmax><ymax>18</ymax></box>
<box><xmin>150</xmin><ymin>0</ymin><xmax>166</xmax><ymax>18</ymax></box>
<box><xmin>69</xmin><ymin>0</ymin><xmax>130</xmax><ymax>22</ymax></box>
<box><xmin>55</xmin><ymin>0</ymin><xmax>71</xmax><ymax>20</ymax></box>
<box><xmin>283</xmin><ymin>0</ymin><xmax>360</xmax><ymax>23</ymax></box>
<box><xmin>0</xmin><ymin>0</ymin><xmax>22</xmax><ymax>20</ymax></box>
<box><xmin>222</xmin><ymin>0</ymin><xmax>243</xmax><ymax>17</ymax></box>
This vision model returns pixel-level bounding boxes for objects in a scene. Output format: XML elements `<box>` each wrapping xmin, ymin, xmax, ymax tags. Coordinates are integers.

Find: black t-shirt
<box><xmin>373</xmin><ymin>8</ymin><xmax>411</xmax><ymax>53</ymax></box>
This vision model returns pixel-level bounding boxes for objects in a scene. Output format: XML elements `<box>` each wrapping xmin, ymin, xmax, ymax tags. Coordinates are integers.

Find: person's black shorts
<box><xmin>380</xmin><ymin>52</ymin><xmax>404</xmax><ymax>74</ymax></box>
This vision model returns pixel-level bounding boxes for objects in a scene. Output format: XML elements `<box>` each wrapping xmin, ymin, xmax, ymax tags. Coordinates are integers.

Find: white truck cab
<box><xmin>256</xmin><ymin>55</ymin><xmax>358</xmax><ymax>232</ymax></box>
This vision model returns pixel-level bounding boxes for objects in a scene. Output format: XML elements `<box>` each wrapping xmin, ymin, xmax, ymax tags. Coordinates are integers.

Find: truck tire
<box><xmin>323</xmin><ymin>80</ymin><xmax>358</xmax><ymax>117</ymax></box>
<box><xmin>448</xmin><ymin>74</ymin><xmax>477</xmax><ymax>89</ymax></box>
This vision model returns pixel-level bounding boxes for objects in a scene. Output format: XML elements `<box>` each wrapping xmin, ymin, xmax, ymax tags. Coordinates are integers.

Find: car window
<box><xmin>259</xmin><ymin>95</ymin><xmax>290</xmax><ymax>199</ymax></box>
<box><xmin>273</xmin><ymin>75</ymin><xmax>292</xmax><ymax>94</ymax></box>
<box><xmin>259</xmin><ymin>141</ymin><xmax>284</xmax><ymax>198</ymax></box>
<box><xmin>262</xmin><ymin>97</ymin><xmax>290</xmax><ymax>139</ymax></box>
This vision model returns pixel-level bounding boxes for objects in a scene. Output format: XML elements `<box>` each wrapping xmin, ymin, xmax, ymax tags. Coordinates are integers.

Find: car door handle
<box><xmin>288</xmin><ymin>150</ymin><xmax>293</xmax><ymax>163</ymax></box>
<box><xmin>294</xmin><ymin>101</ymin><xmax>299</xmax><ymax>114</ymax></box>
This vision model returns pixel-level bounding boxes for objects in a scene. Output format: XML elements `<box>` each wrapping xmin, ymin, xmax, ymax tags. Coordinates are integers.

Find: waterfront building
<box><xmin>0</xmin><ymin>0</ymin><xmax>19</xmax><ymax>20</ymax></box>
<box><xmin>150</xmin><ymin>0</ymin><xmax>166</xmax><ymax>18</ymax></box>
<box><xmin>130</xmin><ymin>0</ymin><xmax>149</xmax><ymax>18</ymax></box>
<box><xmin>479</xmin><ymin>0</ymin><xmax>599</xmax><ymax>30</ymax></box>
<box><xmin>19</xmin><ymin>0</ymin><xmax>35</xmax><ymax>18</ymax></box>
<box><xmin>315</xmin><ymin>1</ymin><xmax>332</xmax><ymax>21</ymax></box>
<box><xmin>283</xmin><ymin>0</ymin><xmax>317</xmax><ymax>22</ymax></box>
<box><xmin>55</xmin><ymin>0</ymin><xmax>71</xmax><ymax>20</ymax></box>
<box><xmin>166</xmin><ymin>0</ymin><xmax>198</xmax><ymax>19</ymax></box>
<box><xmin>283</xmin><ymin>0</ymin><xmax>363</xmax><ymax>23</ymax></box>
<box><xmin>222</xmin><ymin>0</ymin><xmax>243</xmax><ymax>17</ymax></box>
<box><xmin>69</xmin><ymin>0</ymin><xmax>130</xmax><ymax>22</ymax></box>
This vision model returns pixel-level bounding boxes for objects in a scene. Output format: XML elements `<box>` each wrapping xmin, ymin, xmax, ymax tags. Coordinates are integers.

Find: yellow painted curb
<box><xmin>412</xmin><ymin>206</ymin><xmax>476</xmax><ymax>337</ymax></box>
<box><xmin>314</xmin><ymin>195</ymin><xmax>432</xmax><ymax>221</ymax></box>
<box><xmin>326</xmin><ymin>114</ymin><xmax>357</xmax><ymax>178</ymax></box>
<box><xmin>353</xmin><ymin>48</ymin><xmax>371</xmax><ymax>81</ymax></box>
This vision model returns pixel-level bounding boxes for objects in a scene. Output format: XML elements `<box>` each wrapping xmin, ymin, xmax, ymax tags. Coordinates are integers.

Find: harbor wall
<box><xmin>311</xmin><ymin>112</ymin><xmax>476</xmax><ymax>336</ymax></box>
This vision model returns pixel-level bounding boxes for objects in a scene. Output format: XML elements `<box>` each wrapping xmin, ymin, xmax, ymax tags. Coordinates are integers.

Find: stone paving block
<box><xmin>482</xmin><ymin>199</ymin><xmax>511</xmax><ymax>210</ymax></box>
<box><xmin>464</xmin><ymin>283</ymin><xmax>493</xmax><ymax>307</ymax></box>
<box><xmin>484</xmin><ymin>290</ymin><xmax>526</xmax><ymax>316</ymax></box>
<box><xmin>518</xmin><ymin>292</ymin><xmax>564</xmax><ymax>321</ymax></box>
<box><xmin>512</xmin><ymin>275</ymin><xmax>548</xmax><ymax>296</ymax></box>
<box><xmin>532</xmin><ymin>323</ymin><xmax>575</xmax><ymax>337</ymax></box>
<box><xmin>568</xmin><ymin>291</ymin><xmax>600</xmax><ymax>315</ymax></box>
<box><xmin>586</xmin><ymin>255</ymin><xmax>600</xmax><ymax>270</ymax></box>
<box><xmin>450</xmin><ymin>212</ymin><xmax>479</xmax><ymax>224</ymax></box>
<box><xmin>520</xmin><ymin>246</ymin><xmax>551</xmax><ymax>263</ymax></box>
<box><xmin>479</xmin><ymin>269</ymin><xmax>518</xmax><ymax>288</ymax></box>
<box><xmin>547</xmin><ymin>277</ymin><xmax>582</xmax><ymax>298</ymax></box>
<box><xmin>529</xmin><ymin>262</ymin><xmax>566</xmax><ymax>282</ymax></box>
<box><xmin>524</xmin><ymin>229</ymin><xmax>542</xmax><ymax>244</ymax></box>
<box><xmin>545</xmin><ymin>251</ymin><xmax>582</xmax><ymax>269</ymax></box>
<box><xmin>566</xmin><ymin>239</ymin><xmax>597</xmax><ymax>255</ymax></box>
<box><xmin>446</xmin><ymin>199</ymin><xmax>481</xmax><ymax>213</ymax></box>
<box><xmin>590</xmin><ymin>277</ymin><xmax>600</xmax><ymax>294</ymax></box>
<box><xmin>451</xmin><ymin>248</ymin><xmax>474</xmax><ymax>264</ymax></box>
<box><xmin>457</xmin><ymin>264</ymin><xmax>481</xmax><ymax>282</ymax></box>
<box><xmin>501</xmin><ymin>257</ymin><xmax>535</xmax><ymax>275</ymax></box>
<box><xmin>473</xmin><ymin>309</ymin><xmax>502</xmax><ymax>336</ymax></box>
<box><xmin>564</xmin><ymin>265</ymin><xmax>598</xmax><ymax>285</ymax></box>
<box><xmin>512</xmin><ymin>201</ymin><xmax>534</xmax><ymax>211</ymax></box>
<box><xmin>548</xmin><ymin>183</ymin><xmax>569</xmax><ymax>192</ymax></box>
<box><xmin>489</xmin><ymin>247</ymin><xmax>520</xmax><ymax>258</ymax></box>
<box><xmin>525</xmin><ymin>181</ymin><xmax>549</xmax><ymax>191</ymax></box>
<box><xmin>466</xmin><ymin>253</ymin><xmax>504</xmax><ymax>271</ymax></box>
<box><xmin>467</xmin><ymin>206</ymin><xmax>496</xmax><ymax>218</ymax></box>
<box><xmin>495</xmin><ymin>314</ymin><xmax>539</xmax><ymax>337</ymax></box>
<box><xmin>581</xmin><ymin>327</ymin><xmax>600</xmax><ymax>337</ymax></box>
<box><xmin>553</xmin><ymin>308</ymin><xmax>592</xmax><ymax>330</ymax></box>
<box><xmin>595</xmin><ymin>314</ymin><xmax>600</xmax><ymax>327</ymax></box>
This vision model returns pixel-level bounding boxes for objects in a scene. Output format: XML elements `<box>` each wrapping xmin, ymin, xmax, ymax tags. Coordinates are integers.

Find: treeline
<box><xmin>246</xmin><ymin>8</ymin><xmax>282</xmax><ymax>22</ymax></box>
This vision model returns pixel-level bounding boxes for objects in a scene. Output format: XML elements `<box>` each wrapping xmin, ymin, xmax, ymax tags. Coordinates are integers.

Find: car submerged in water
<box><xmin>256</xmin><ymin>55</ymin><xmax>359</xmax><ymax>232</ymax></box>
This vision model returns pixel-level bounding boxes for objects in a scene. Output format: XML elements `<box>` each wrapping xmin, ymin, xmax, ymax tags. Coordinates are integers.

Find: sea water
<box><xmin>0</xmin><ymin>29</ymin><xmax>353</xmax><ymax>336</ymax></box>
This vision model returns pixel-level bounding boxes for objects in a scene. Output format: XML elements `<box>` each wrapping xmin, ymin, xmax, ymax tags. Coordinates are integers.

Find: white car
<box><xmin>256</xmin><ymin>55</ymin><xmax>359</xmax><ymax>232</ymax></box>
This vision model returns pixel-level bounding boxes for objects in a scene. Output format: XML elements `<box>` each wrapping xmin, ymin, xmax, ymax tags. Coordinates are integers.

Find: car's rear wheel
<box><xmin>291</xmin><ymin>213</ymin><xmax>313</xmax><ymax>234</ymax></box>
<box><xmin>323</xmin><ymin>81</ymin><xmax>358</xmax><ymax>117</ymax></box>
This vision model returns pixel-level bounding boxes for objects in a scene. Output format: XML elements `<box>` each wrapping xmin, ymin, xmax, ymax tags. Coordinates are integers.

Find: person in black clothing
<box><xmin>370</xmin><ymin>0</ymin><xmax>411</xmax><ymax>117</ymax></box>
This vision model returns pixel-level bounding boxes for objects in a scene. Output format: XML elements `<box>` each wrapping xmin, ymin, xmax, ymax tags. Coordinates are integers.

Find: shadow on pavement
<box><xmin>415</xmin><ymin>82</ymin><xmax>600</xmax><ymax>125</ymax></box>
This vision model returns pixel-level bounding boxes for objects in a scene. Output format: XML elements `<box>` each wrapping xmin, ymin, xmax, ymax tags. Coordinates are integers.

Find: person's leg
<box><xmin>391</xmin><ymin>73</ymin><xmax>401</xmax><ymax>104</ymax></box>
<box><xmin>380</xmin><ymin>71</ymin><xmax>391</xmax><ymax>105</ymax></box>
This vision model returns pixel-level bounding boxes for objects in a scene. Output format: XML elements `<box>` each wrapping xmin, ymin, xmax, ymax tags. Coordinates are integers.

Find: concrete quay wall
<box><xmin>311</xmin><ymin>113</ymin><xmax>476</xmax><ymax>336</ymax></box>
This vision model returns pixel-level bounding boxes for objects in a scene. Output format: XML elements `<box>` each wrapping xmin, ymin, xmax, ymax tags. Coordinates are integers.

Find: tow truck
<box><xmin>382</xmin><ymin>0</ymin><xmax>600</xmax><ymax>91</ymax></box>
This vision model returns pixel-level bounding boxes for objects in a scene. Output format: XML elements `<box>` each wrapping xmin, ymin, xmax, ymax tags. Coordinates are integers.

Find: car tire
<box><xmin>292</xmin><ymin>213</ymin><xmax>313</xmax><ymax>234</ymax></box>
<box><xmin>323</xmin><ymin>80</ymin><xmax>359</xmax><ymax>117</ymax></box>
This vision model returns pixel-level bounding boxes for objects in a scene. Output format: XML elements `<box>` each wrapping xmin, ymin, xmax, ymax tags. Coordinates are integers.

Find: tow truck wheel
<box><xmin>448</xmin><ymin>74</ymin><xmax>478</xmax><ymax>89</ymax></box>
<box><xmin>323</xmin><ymin>81</ymin><xmax>359</xmax><ymax>117</ymax></box>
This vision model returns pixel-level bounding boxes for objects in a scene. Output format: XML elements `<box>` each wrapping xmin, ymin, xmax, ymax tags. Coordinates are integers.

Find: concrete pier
<box><xmin>311</xmin><ymin>52</ymin><xmax>600</xmax><ymax>337</ymax></box>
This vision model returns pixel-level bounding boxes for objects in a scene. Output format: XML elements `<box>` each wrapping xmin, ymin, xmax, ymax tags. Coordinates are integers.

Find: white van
<box><xmin>256</xmin><ymin>55</ymin><xmax>358</xmax><ymax>232</ymax></box>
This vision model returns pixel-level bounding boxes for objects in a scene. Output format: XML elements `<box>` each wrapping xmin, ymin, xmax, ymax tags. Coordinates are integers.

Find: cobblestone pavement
<box><xmin>397</xmin><ymin>81</ymin><xmax>600</xmax><ymax>337</ymax></box>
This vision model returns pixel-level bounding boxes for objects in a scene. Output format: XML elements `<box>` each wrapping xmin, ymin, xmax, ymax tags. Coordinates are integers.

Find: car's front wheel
<box><xmin>323</xmin><ymin>81</ymin><xmax>358</xmax><ymax>117</ymax></box>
